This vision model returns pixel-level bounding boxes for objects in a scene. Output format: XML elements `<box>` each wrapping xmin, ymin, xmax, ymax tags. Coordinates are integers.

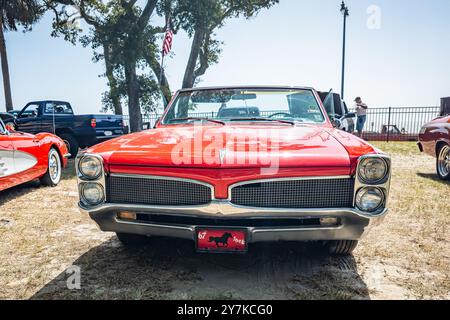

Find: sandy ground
<box><xmin>0</xmin><ymin>142</ymin><xmax>448</xmax><ymax>300</ymax></box>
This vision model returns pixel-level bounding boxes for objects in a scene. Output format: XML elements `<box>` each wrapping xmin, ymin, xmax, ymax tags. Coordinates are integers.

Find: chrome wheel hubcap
<box><xmin>438</xmin><ymin>145</ymin><xmax>450</xmax><ymax>177</ymax></box>
<box><xmin>49</xmin><ymin>152</ymin><xmax>61</xmax><ymax>182</ymax></box>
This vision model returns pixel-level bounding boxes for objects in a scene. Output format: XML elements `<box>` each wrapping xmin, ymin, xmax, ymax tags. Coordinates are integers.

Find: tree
<box><xmin>172</xmin><ymin>0</ymin><xmax>278</xmax><ymax>89</ymax></box>
<box><xmin>0</xmin><ymin>0</ymin><xmax>42</xmax><ymax>111</ymax></box>
<box><xmin>48</xmin><ymin>0</ymin><xmax>162</xmax><ymax>132</ymax></box>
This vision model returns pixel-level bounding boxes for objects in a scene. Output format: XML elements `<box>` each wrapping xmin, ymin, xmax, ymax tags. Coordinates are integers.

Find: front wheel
<box><xmin>327</xmin><ymin>240</ymin><xmax>359</xmax><ymax>255</ymax></box>
<box><xmin>40</xmin><ymin>148</ymin><xmax>62</xmax><ymax>187</ymax></box>
<box><xmin>437</xmin><ymin>144</ymin><xmax>450</xmax><ymax>180</ymax></box>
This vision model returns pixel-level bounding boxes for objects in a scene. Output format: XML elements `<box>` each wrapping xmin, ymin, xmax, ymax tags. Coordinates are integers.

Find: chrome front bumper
<box><xmin>80</xmin><ymin>201</ymin><xmax>388</xmax><ymax>243</ymax></box>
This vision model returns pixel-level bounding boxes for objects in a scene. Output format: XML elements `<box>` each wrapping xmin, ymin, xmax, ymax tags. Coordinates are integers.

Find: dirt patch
<box><xmin>0</xmin><ymin>143</ymin><xmax>449</xmax><ymax>300</ymax></box>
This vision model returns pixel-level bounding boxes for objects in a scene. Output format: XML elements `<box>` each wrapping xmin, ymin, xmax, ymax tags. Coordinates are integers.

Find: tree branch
<box><xmin>138</xmin><ymin>0</ymin><xmax>158</xmax><ymax>30</ymax></box>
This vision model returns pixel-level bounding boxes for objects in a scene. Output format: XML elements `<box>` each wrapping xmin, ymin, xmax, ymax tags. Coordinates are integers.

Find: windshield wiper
<box><xmin>169</xmin><ymin>117</ymin><xmax>226</xmax><ymax>125</ymax></box>
<box><xmin>229</xmin><ymin>118</ymin><xmax>296</xmax><ymax>125</ymax></box>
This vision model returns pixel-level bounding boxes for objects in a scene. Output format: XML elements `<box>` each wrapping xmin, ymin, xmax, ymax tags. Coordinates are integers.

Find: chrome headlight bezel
<box><xmin>355</xmin><ymin>187</ymin><xmax>385</xmax><ymax>213</ymax></box>
<box><xmin>76</xmin><ymin>153</ymin><xmax>106</xmax><ymax>207</ymax></box>
<box><xmin>357</xmin><ymin>156</ymin><xmax>389</xmax><ymax>184</ymax></box>
<box><xmin>80</xmin><ymin>182</ymin><xmax>105</xmax><ymax>206</ymax></box>
<box><xmin>354</xmin><ymin>154</ymin><xmax>391</xmax><ymax>216</ymax></box>
<box><xmin>77</xmin><ymin>154</ymin><xmax>103</xmax><ymax>180</ymax></box>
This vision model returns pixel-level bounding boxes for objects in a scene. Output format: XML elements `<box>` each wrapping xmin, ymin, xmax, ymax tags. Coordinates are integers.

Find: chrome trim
<box><xmin>63</xmin><ymin>153</ymin><xmax>71</xmax><ymax>158</ymax></box>
<box><xmin>354</xmin><ymin>154</ymin><xmax>391</xmax><ymax>216</ymax></box>
<box><xmin>227</xmin><ymin>175</ymin><xmax>352</xmax><ymax>202</ymax></box>
<box><xmin>76</xmin><ymin>153</ymin><xmax>106</xmax><ymax>206</ymax></box>
<box><xmin>80</xmin><ymin>200</ymin><xmax>387</xmax><ymax>220</ymax></box>
<box><xmin>83</xmin><ymin>204</ymin><xmax>387</xmax><ymax>242</ymax></box>
<box><xmin>109</xmin><ymin>173</ymin><xmax>215</xmax><ymax>200</ymax></box>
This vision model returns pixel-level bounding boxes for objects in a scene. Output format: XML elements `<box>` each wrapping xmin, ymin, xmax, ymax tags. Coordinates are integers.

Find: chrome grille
<box><xmin>107</xmin><ymin>175</ymin><xmax>212</xmax><ymax>206</ymax></box>
<box><xmin>230</xmin><ymin>178</ymin><xmax>354</xmax><ymax>208</ymax></box>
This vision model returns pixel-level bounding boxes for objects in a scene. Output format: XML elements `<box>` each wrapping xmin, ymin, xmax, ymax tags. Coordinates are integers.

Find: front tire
<box><xmin>327</xmin><ymin>240</ymin><xmax>359</xmax><ymax>255</ymax></box>
<box><xmin>437</xmin><ymin>144</ymin><xmax>450</xmax><ymax>180</ymax></box>
<box><xmin>40</xmin><ymin>148</ymin><xmax>62</xmax><ymax>187</ymax></box>
<box><xmin>116</xmin><ymin>233</ymin><xmax>150</xmax><ymax>247</ymax></box>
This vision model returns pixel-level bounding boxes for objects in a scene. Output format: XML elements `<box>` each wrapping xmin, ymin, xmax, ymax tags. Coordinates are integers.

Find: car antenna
<box><xmin>52</xmin><ymin>102</ymin><xmax>56</xmax><ymax>135</ymax></box>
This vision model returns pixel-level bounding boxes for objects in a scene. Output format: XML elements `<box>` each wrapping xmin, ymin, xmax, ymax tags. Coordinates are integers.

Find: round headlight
<box><xmin>358</xmin><ymin>157</ymin><xmax>388</xmax><ymax>183</ymax></box>
<box><xmin>78</xmin><ymin>155</ymin><xmax>102</xmax><ymax>179</ymax></box>
<box><xmin>355</xmin><ymin>187</ymin><xmax>384</xmax><ymax>212</ymax></box>
<box><xmin>81</xmin><ymin>182</ymin><xmax>105</xmax><ymax>206</ymax></box>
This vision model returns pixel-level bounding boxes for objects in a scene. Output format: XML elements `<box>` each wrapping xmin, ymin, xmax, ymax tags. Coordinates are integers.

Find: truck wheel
<box><xmin>327</xmin><ymin>240</ymin><xmax>358</xmax><ymax>255</ymax></box>
<box><xmin>40</xmin><ymin>148</ymin><xmax>62</xmax><ymax>187</ymax></box>
<box><xmin>116</xmin><ymin>233</ymin><xmax>150</xmax><ymax>247</ymax></box>
<box><xmin>59</xmin><ymin>133</ymin><xmax>79</xmax><ymax>158</ymax></box>
<box><xmin>437</xmin><ymin>143</ymin><xmax>450</xmax><ymax>180</ymax></box>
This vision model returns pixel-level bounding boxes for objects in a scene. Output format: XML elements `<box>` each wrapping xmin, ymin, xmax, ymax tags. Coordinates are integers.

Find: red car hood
<box><xmin>89</xmin><ymin>124</ymin><xmax>373</xmax><ymax>169</ymax></box>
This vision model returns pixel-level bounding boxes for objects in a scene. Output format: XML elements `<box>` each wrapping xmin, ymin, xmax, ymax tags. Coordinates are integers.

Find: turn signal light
<box><xmin>319</xmin><ymin>217</ymin><xmax>339</xmax><ymax>227</ymax></box>
<box><xmin>118</xmin><ymin>211</ymin><xmax>137</xmax><ymax>220</ymax></box>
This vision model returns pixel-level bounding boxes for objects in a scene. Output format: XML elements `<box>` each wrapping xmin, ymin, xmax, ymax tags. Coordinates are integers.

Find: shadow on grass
<box><xmin>31</xmin><ymin>237</ymin><xmax>370</xmax><ymax>300</ymax></box>
<box><xmin>417</xmin><ymin>172</ymin><xmax>450</xmax><ymax>185</ymax></box>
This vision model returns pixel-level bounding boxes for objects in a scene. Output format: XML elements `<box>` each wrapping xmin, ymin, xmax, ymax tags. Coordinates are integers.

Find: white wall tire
<box><xmin>40</xmin><ymin>148</ymin><xmax>62</xmax><ymax>187</ymax></box>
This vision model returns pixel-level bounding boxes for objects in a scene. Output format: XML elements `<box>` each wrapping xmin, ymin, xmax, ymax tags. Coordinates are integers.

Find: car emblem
<box><xmin>219</xmin><ymin>149</ymin><xmax>227</xmax><ymax>165</ymax></box>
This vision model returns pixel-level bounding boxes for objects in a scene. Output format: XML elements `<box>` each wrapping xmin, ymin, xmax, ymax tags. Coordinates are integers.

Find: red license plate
<box><xmin>196</xmin><ymin>228</ymin><xmax>247</xmax><ymax>253</ymax></box>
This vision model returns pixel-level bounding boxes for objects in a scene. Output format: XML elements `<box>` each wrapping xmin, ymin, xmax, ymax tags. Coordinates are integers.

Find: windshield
<box><xmin>162</xmin><ymin>88</ymin><xmax>325</xmax><ymax>124</ymax></box>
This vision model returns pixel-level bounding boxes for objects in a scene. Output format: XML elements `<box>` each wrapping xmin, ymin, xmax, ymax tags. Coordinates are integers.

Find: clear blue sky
<box><xmin>2</xmin><ymin>0</ymin><xmax>450</xmax><ymax>114</ymax></box>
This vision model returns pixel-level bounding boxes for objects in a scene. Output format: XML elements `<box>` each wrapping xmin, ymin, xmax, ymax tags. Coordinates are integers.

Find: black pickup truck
<box><xmin>15</xmin><ymin>100</ymin><xmax>127</xmax><ymax>157</ymax></box>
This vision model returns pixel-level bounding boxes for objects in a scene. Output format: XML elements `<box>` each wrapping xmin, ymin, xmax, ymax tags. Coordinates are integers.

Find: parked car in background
<box><xmin>363</xmin><ymin>125</ymin><xmax>416</xmax><ymax>142</ymax></box>
<box><xmin>0</xmin><ymin>112</ymin><xmax>16</xmax><ymax>131</ymax></box>
<box><xmin>418</xmin><ymin>115</ymin><xmax>450</xmax><ymax>180</ymax></box>
<box><xmin>317</xmin><ymin>91</ymin><xmax>355</xmax><ymax>133</ymax></box>
<box><xmin>0</xmin><ymin>118</ymin><xmax>69</xmax><ymax>191</ymax></box>
<box><xmin>15</xmin><ymin>101</ymin><xmax>127</xmax><ymax>157</ymax></box>
<box><xmin>77</xmin><ymin>86</ymin><xmax>391</xmax><ymax>256</ymax></box>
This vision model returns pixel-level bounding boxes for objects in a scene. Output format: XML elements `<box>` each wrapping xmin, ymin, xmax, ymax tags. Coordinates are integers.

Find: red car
<box><xmin>76</xmin><ymin>86</ymin><xmax>392</xmax><ymax>255</ymax></box>
<box><xmin>0</xmin><ymin>118</ymin><xmax>69</xmax><ymax>191</ymax></box>
<box><xmin>418</xmin><ymin>115</ymin><xmax>450</xmax><ymax>180</ymax></box>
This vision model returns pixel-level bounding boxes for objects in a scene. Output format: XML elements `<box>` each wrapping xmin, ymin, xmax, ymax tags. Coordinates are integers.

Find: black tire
<box><xmin>59</xmin><ymin>133</ymin><xmax>79</xmax><ymax>158</ymax></box>
<box><xmin>327</xmin><ymin>240</ymin><xmax>359</xmax><ymax>255</ymax></box>
<box><xmin>436</xmin><ymin>143</ymin><xmax>450</xmax><ymax>180</ymax></box>
<box><xmin>40</xmin><ymin>148</ymin><xmax>62</xmax><ymax>187</ymax></box>
<box><xmin>116</xmin><ymin>233</ymin><xmax>150</xmax><ymax>247</ymax></box>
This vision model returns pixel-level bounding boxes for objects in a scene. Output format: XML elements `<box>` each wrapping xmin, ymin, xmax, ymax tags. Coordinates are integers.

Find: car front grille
<box><xmin>107</xmin><ymin>175</ymin><xmax>212</xmax><ymax>206</ymax></box>
<box><xmin>230</xmin><ymin>178</ymin><xmax>355</xmax><ymax>209</ymax></box>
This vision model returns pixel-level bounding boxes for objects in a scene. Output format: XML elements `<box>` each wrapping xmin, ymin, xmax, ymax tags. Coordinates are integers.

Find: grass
<box><xmin>0</xmin><ymin>142</ymin><xmax>448</xmax><ymax>300</ymax></box>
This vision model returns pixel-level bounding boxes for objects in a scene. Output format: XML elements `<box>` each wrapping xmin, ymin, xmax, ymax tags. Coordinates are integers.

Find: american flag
<box><xmin>162</xmin><ymin>27</ymin><xmax>174</xmax><ymax>56</ymax></box>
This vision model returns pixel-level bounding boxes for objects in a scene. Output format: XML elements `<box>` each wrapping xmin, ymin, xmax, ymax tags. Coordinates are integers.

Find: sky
<box><xmin>2</xmin><ymin>0</ymin><xmax>450</xmax><ymax>114</ymax></box>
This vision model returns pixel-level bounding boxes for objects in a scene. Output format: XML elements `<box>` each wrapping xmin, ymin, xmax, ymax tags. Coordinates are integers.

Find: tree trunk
<box><xmin>103</xmin><ymin>44</ymin><xmax>122</xmax><ymax>115</ymax></box>
<box><xmin>148</xmin><ymin>56</ymin><xmax>172</xmax><ymax>106</ymax></box>
<box><xmin>182</xmin><ymin>27</ymin><xmax>206</xmax><ymax>89</ymax></box>
<box><xmin>125</xmin><ymin>62</ymin><xmax>142</xmax><ymax>133</ymax></box>
<box><xmin>0</xmin><ymin>23</ymin><xmax>13</xmax><ymax>112</ymax></box>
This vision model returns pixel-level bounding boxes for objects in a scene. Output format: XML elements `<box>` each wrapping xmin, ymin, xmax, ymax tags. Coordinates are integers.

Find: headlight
<box><xmin>80</xmin><ymin>182</ymin><xmax>105</xmax><ymax>206</ymax></box>
<box><xmin>78</xmin><ymin>155</ymin><xmax>102</xmax><ymax>180</ymax></box>
<box><xmin>358</xmin><ymin>157</ymin><xmax>388</xmax><ymax>184</ymax></box>
<box><xmin>355</xmin><ymin>187</ymin><xmax>384</xmax><ymax>212</ymax></box>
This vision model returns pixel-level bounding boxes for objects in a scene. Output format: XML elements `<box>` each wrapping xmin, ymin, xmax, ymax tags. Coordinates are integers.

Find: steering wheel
<box><xmin>269</xmin><ymin>112</ymin><xmax>294</xmax><ymax>119</ymax></box>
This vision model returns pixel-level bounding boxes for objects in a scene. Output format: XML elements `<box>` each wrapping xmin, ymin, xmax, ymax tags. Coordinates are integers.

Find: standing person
<box><xmin>355</xmin><ymin>97</ymin><xmax>368</xmax><ymax>138</ymax></box>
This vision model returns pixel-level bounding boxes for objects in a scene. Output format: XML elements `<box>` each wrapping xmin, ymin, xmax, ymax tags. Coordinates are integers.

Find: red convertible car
<box><xmin>418</xmin><ymin>115</ymin><xmax>450</xmax><ymax>180</ymax></box>
<box><xmin>0</xmin><ymin>118</ymin><xmax>69</xmax><ymax>191</ymax></box>
<box><xmin>76</xmin><ymin>86</ymin><xmax>391</xmax><ymax>255</ymax></box>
